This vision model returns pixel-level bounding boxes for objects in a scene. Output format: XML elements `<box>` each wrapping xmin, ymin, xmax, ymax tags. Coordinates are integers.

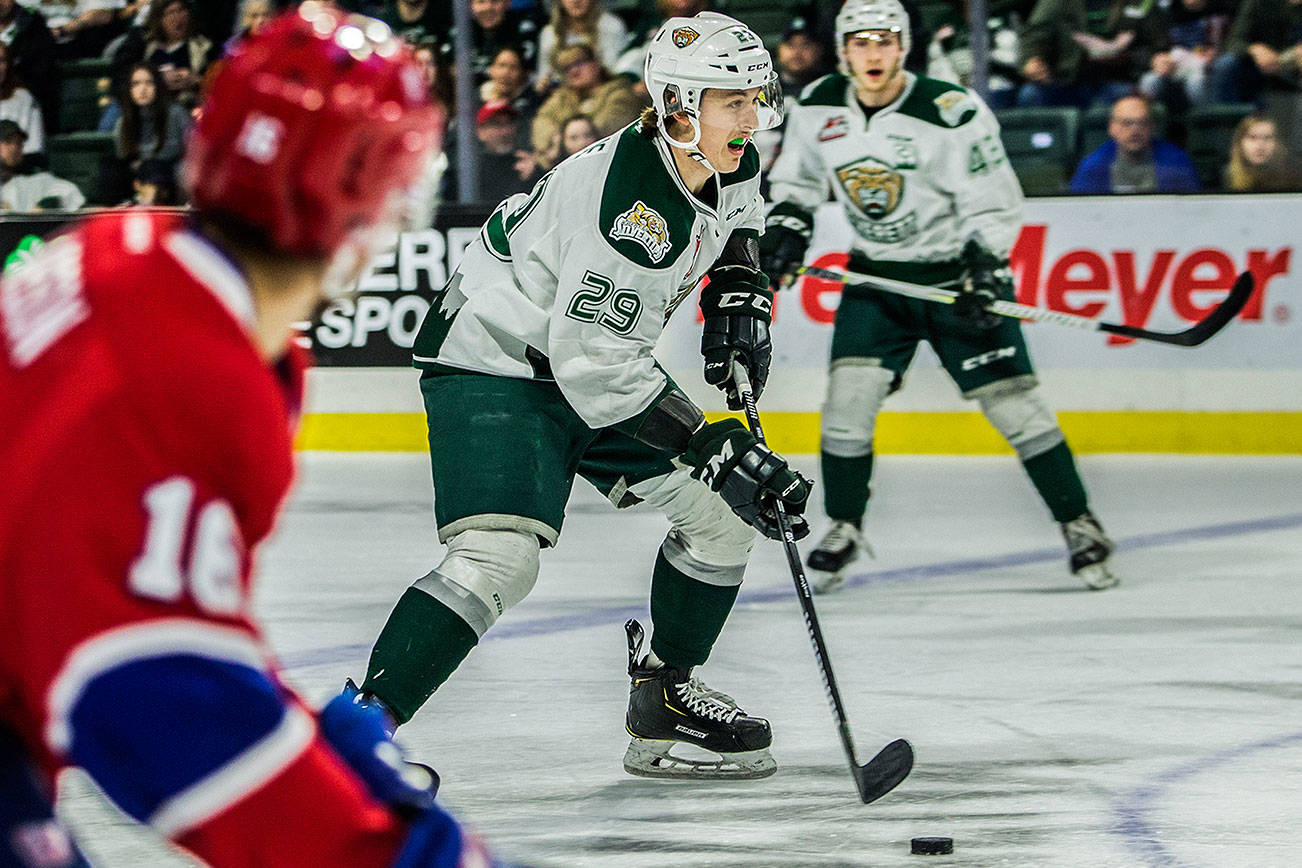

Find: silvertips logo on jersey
<box><xmin>836</xmin><ymin>158</ymin><xmax>903</xmax><ymax>219</ymax></box>
<box><xmin>610</xmin><ymin>201</ymin><xmax>672</xmax><ymax>263</ymax></box>
<box><xmin>933</xmin><ymin>91</ymin><xmax>976</xmax><ymax>127</ymax></box>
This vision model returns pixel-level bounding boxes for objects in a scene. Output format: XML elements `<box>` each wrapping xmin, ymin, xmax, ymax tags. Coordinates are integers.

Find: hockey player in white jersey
<box><xmin>762</xmin><ymin>0</ymin><xmax>1117</xmax><ymax>593</ymax></box>
<box><xmin>347</xmin><ymin>12</ymin><xmax>810</xmax><ymax>781</ymax></box>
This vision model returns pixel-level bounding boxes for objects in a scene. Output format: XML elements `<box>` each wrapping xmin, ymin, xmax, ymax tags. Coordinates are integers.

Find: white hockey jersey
<box><xmin>412</xmin><ymin>124</ymin><xmax>764</xmax><ymax>430</ymax></box>
<box><xmin>769</xmin><ymin>72</ymin><xmax>1023</xmax><ymax>262</ymax></box>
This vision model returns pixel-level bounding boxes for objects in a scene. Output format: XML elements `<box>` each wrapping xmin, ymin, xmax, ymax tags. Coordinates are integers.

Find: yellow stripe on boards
<box><xmin>294</xmin><ymin>412</ymin><xmax>1302</xmax><ymax>454</ymax></box>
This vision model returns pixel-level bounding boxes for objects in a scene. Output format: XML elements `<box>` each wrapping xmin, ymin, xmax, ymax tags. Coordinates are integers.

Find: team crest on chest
<box><xmin>836</xmin><ymin>157</ymin><xmax>904</xmax><ymax>219</ymax></box>
<box><xmin>672</xmin><ymin>27</ymin><xmax>699</xmax><ymax>48</ymax></box>
<box><xmin>611</xmin><ymin>200</ymin><xmax>672</xmax><ymax>262</ymax></box>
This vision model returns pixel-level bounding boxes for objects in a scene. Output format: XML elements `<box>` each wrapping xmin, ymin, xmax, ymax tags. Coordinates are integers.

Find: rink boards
<box><xmin>297</xmin><ymin>194</ymin><xmax>1302</xmax><ymax>454</ymax></box>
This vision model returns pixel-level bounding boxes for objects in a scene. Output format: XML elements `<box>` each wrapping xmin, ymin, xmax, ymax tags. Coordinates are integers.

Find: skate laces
<box><xmin>676</xmin><ymin>677</ymin><xmax>740</xmax><ymax>723</ymax></box>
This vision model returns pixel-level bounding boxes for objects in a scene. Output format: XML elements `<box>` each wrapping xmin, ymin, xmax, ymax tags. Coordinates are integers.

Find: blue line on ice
<box><xmin>279</xmin><ymin>511</ymin><xmax>1302</xmax><ymax>672</ymax></box>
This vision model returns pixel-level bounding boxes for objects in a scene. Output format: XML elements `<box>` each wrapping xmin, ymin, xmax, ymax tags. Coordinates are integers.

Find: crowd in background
<box><xmin>0</xmin><ymin>0</ymin><xmax>1300</xmax><ymax>217</ymax></box>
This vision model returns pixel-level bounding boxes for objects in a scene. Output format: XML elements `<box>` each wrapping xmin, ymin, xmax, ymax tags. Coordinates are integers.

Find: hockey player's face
<box><xmin>694</xmin><ymin>86</ymin><xmax>762</xmax><ymax>172</ymax></box>
<box><xmin>844</xmin><ymin>31</ymin><xmax>904</xmax><ymax>99</ymax></box>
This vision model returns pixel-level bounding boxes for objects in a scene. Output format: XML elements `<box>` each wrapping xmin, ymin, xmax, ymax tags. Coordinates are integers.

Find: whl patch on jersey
<box><xmin>672</xmin><ymin>27</ymin><xmax>699</xmax><ymax>48</ymax></box>
<box><xmin>818</xmin><ymin>115</ymin><xmax>849</xmax><ymax>142</ymax></box>
<box><xmin>933</xmin><ymin>91</ymin><xmax>976</xmax><ymax>127</ymax></box>
<box><xmin>610</xmin><ymin>201</ymin><xmax>672</xmax><ymax>263</ymax></box>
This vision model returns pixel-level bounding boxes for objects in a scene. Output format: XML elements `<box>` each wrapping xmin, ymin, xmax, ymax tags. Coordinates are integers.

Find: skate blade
<box><xmin>623</xmin><ymin>738</ymin><xmax>777</xmax><ymax>780</ymax></box>
<box><xmin>1077</xmin><ymin>562</ymin><xmax>1119</xmax><ymax>590</ymax></box>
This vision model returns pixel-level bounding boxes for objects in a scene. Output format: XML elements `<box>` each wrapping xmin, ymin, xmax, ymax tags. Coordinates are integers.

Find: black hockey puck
<box><xmin>911</xmin><ymin>836</ymin><xmax>954</xmax><ymax>855</ymax></box>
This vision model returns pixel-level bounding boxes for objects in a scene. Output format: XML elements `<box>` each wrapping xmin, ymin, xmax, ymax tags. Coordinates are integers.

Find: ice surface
<box><xmin>57</xmin><ymin>454</ymin><xmax>1302</xmax><ymax>867</ymax></box>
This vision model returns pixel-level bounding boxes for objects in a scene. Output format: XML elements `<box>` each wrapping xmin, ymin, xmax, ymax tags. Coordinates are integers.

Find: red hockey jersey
<box><xmin>0</xmin><ymin>211</ymin><xmax>459</xmax><ymax>867</ymax></box>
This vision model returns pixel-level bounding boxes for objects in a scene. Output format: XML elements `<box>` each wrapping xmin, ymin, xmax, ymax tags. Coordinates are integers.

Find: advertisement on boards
<box><xmin>1</xmin><ymin>198</ymin><xmax>1296</xmax><ymax>379</ymax></box>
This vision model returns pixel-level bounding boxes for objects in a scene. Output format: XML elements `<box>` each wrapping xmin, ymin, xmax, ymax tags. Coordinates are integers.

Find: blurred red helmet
<box><xmin>183</xmin><ymin>2</ymin><xmax>442</xmax><ymax>256</ymax></box>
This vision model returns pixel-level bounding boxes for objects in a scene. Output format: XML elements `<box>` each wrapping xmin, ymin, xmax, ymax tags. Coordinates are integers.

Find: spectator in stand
<box><xmin>222</xmin><ymin>0</ymin><xmax>271</xmax><ymax>53</ymax></box>
<box><xmin>1139</xmin><ymin>0</ymin><xmax>1232</xmax><ymax>113</ymax></box>
<box><xmin>439</xmin><ymin>99</ymin><xmax>539</xmax><ymax>204</ymax></box>
<box><xmin>441</xmin><ymin>0</ymin><xmax>540</xmax><ymax>83</ymax></box>
<box><xmin>531</xmin><ymin>43</ymin><xmax>640</xmax><ymax>154</ymax></box>
<box><xmin>0</xmin><ymin>42</ymin><xmax>43</xmax><ymax>156</ymax></box>
<box><xmin>928</xmin><ymin>7</ymin><xmax>1024</xmax><ymax>109</ymax></box>
<box><xmin>1224</xmin><ymin>114</ymin><xmax>1302</xmax><ymax>191</ymax></box>
<box><xmin>376</xmin><ymin>0</ymin><xmax>449</xmax><ymax>48</ymax></box>
<box><xmin>1070</xmin><ymin>94</ymin><xmax>1200</xmax><ymax>193</ymax></box>
<box><xmin>0</xmin><ymin>0</ymin><xmax>60</xmax><ymax>134</ymax></box>
<box><xmin>126</xmin><ymin>155</ymin><xmax>177</xmax><ymax>204</ymax></box>
<box><xmin>0</xmin><ymin>120</ymin><xmax>85</xmax><ymax>209</ymax></box>
<box><xmin>776</xmin><ymin>16</ymin><xmax>831</xmax><ymax>96</ymax></box>
<box><xmin>1018</xmin><ymin>0</ymin><xmax>1170</xmax><ymax>108</ymax></box>
<box><xmin>537</xmin><ymin>110</ymin><xmax>598</xmax><ymax>168</ymax></box>
<box><xmin>536</xmin><ymin>0</ymin><xmax>628</xmax><ymax>91</ymax></box>
<box><xmin>102</xmin><ymin>62</ymin><xmax>190</xmax><ymax>203</ymax></box>
<box><xmin>480</xmin><ymin>44</ymin><xmax>541</xmax><ymax>133</ymax></box>
<box><xmin>403</xmin><ymin>40</ymin><xmax>450</xmax><ymax>229</ymax></box>
<box><xmin>0</xmin><ymin>116</ymin><xmax>24</xmax><ymax>182</ymax></box>
<box><xmin>42</xmin><ymin>0</ymin><xmax>144</xmax><ymax>58</ymax></box>
<box><xmin>414</xmin><ymin>40</ymin><xmax>454</xmax><ymax>117</ymax></box>
<box><xmin>143</xmin><ymin>0</ymin><xmax>215</xmax><ymax>108</ymax></box>
<box><xmin>558</xmin><ymin>112</ymin><xmax>598</xmax><ymax>156</ymax></box>
<box><xmin>1209</xmin><ymin>0</ymin><xmax>1302</xmax><ymax>104</ymax></box>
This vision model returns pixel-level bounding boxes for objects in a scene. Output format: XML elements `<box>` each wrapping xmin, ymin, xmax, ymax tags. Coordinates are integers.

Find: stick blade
<box><xmin>1101</xmin><ymin>270</ymin><xmax>1255</xmax><ymax>346</ymax></box>
<box><xmin>1175</xmin><ymin>270</ymin><xmax>1255</xmax><ymax>346</ymax></box>
<box><xmin>853</xmin><ymin>738</ymin><xmax>914</xmax><ymax>804</ymax></box>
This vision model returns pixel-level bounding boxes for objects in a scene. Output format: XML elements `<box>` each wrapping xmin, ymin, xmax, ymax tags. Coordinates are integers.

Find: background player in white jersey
<box><xmin>761</xmin><ymin>0</ymin><xmax>1117</xmax><ymax>593</ymax></box>
<box><xmin>346</xmin><ymin>12</ymin><xmax>811</xmax><ymax>781</ymax></box>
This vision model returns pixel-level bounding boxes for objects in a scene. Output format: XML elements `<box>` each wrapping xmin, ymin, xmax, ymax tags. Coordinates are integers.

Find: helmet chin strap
<box><xmin>658</xmin><ymin>112</ymin><xmax>726</xmax><ymax>173</ymax></box>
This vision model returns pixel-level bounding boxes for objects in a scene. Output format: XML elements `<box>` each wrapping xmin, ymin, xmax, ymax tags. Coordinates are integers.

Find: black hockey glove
<box><xmin>956</xmin><ymin>239</ymin><xmax>1011</xmax><ymax>332</ymax></box>
<box><xmin>700</xmin><ymin>265</ymin><xmax>773</xmax><ymax>411</ymax></box>
<box><xmin>683</xmin><ymin>418</ymin><xmax>811</xmax><ymax>541</ymax></box>
<box><xmin>758</xmin><ymin>202</ymin><xmax>814</xmax><ymax>291</ymax></box>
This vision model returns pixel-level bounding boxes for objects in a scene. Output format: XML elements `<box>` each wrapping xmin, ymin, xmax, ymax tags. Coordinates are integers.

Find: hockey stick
<box><xmin>730</xmin><ymin>360</ymin><xmax>913</xmax><ymax>805</ymax></box>
<box><xmin>797</xmin><ymin>265</ymin><xmax>1255</xmax><ymax>347</ymax></box>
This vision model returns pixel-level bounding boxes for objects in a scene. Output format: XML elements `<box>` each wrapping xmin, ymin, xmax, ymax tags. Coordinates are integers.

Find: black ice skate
<box><xmin>1061</xmin><ymin>511</ymin><xmax>1119</xmax><ymax>590</ymax></box>
<box><xmin>622</xmin><ymin>620</ymin><xmax>776</xmax><ymax>780</ymax></box>
<box><xmin>805</xmin><ymin>520</ymin><xmax>871</xmax><ymax>594</ymax></box>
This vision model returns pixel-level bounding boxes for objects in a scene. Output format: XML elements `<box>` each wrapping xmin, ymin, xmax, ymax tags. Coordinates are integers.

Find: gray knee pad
<box><xmin>413</xmin><ymin>529</ymin><xmax>540</xmax><ymax>638</ymax></box>
<box><xmin>629</xmin><ymin>468</ymin><xmax>755</xmax><ymax>587</ymax></box>
<box><xmin>821</xmin><ymin>360</ymin><xmax>893</xmax><ymax>458</ymax></box>
<box><xmin>974</xmin><ymin>379</ymin><xmax>1065</xmax><ymax>461</ymax></box>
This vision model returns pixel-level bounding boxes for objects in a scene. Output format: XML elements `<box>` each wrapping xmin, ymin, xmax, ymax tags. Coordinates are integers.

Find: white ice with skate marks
<box><xmin>56</xmin><ymin>454</ymin><xmax>1302</xmax><ymax>867</ymax></box>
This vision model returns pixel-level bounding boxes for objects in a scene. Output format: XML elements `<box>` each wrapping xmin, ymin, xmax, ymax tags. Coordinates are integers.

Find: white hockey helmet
<box><xmin>836</xmin><ymin>0</ymin><xmax>911</xmax><ymax>75</ymax></box>
<box><xmin>644</xmin><ymin>12</ymin><xmax>783</xmax><ymax>154</ymax></box>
